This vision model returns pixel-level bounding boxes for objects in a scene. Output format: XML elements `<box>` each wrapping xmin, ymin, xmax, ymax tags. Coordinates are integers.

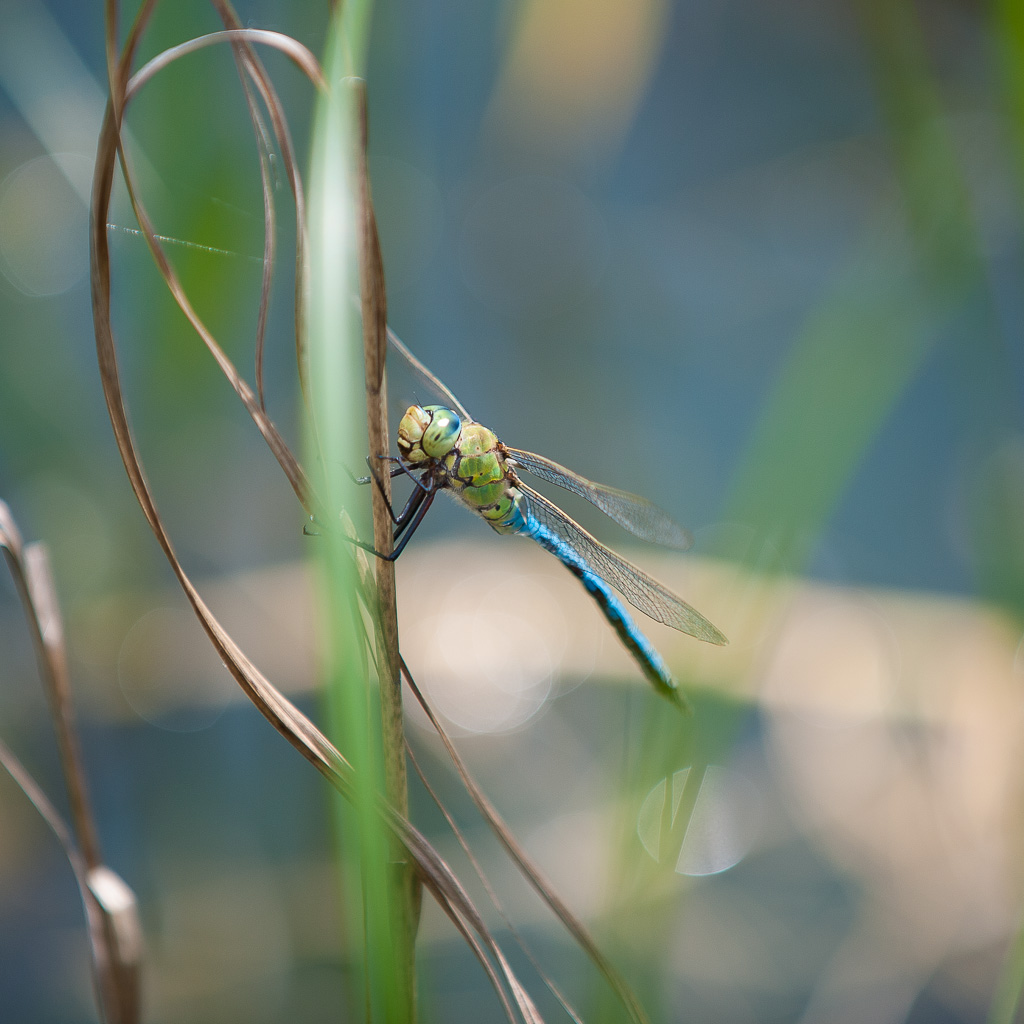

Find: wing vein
<box><xmin>507</xmin><ymin>448</ymin><xmax>692</xmax><ymax>550</ymax></box>
<box><xmin>517</xmin><ymin>484</ymin><xmax>726</xmax><ymax>644</ymax></box>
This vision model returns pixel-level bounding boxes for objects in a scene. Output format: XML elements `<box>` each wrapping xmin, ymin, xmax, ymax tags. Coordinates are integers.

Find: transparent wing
<box><xmin>518</xmin><ymin>484</ymin><xmax>726</xmax><ymax>644</ymax></box>
<box><xmin>386</xmin><ymin>328</ymin><xmax>472</xmax><ymax>421</ymax></box>
<box><xmin>507</xmin><ymin>448</ymin><xmax>693</xmax><ymax>550</ymax></box>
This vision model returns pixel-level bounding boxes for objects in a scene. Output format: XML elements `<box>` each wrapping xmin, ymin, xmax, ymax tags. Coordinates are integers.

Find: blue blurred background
<box><xmin>1</xmin><ymin>0</ymin><xmax>1023</xmax><ymax>1021</ymax></box>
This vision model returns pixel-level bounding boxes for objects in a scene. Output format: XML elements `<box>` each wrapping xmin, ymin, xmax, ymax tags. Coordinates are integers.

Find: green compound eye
<box><xmin>422</xmin><ymin>406</ymin><xmax>461</xmax><ymax>457</ymax></box>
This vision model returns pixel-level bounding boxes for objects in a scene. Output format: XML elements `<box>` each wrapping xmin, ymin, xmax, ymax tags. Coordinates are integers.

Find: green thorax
<box><xmin>396</xmin><ymin>405</ymin><xmax>523</xmax><ymax>533</ymax></box>
<box><xmin>442</xmin><ymin>422</ymin><xmax>520</xmax><ymax>530</ymax></box>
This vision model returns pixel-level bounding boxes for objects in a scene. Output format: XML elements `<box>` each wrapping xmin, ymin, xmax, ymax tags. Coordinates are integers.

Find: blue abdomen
<box><xmin>520</xmin><ymin>515</ymin><xmax>688</xmax><ymax>711</ymax></box>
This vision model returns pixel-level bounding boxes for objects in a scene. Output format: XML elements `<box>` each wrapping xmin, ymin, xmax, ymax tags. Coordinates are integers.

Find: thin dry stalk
<box><xmin>88</xmin><ymin>4</ymin><xmax>545</xmax><ymax>1018</ymax></box>
<box><xmin>88</xmin><ymin>4</ymin><xmax>661</xmax><ymax>1019</ymax></box>
<box><xmin>403</xmin><ymin>658</ymin><xmax>651</xmax><ymax>1024</ymax></box>
<box><xmin>0</xmin><ymin>503</ymin><xmax>142</xmax><ymax>1024</ymax></box>
<box><xmin>352</xmin><ymin>78</ymin><xmax>421</xmax><ymax>1006</ymax></box>
<box><xmin>407</xmin><ymin>742</ymin><xmax>586</xmax><ymax>1024</ymax></box>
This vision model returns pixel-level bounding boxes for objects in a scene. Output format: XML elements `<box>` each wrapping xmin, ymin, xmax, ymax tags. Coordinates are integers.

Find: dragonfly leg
<box><xmin>392</xmin><ymin>483</ymin><xmax>429</xmax><ymax>540</ymax></box>
<box><xmin>307</xmin><ymin>464</ymin><xmax>437</xmax><ymax>560</ymax></box>
<box><xmin>358</xmin><ymin>457</ymin><xmax>432</xmax><ymax>528</ymax></box>
<box><xmin>356</xmin><ymin>457</ymin><xmax>431</xmax><ymax>520</ymax></box>
<box><xmin>348</xmin><ymin>483</ymin><xmax>438</xmax><ymax>562</ymax></box>
<box><xmin>354</xmin><ymin>455</ymin><xmax>409</xmax><ymax>487</ymax></box>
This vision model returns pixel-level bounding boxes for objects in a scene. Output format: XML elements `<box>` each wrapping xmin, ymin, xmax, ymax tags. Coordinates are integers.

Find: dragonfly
<box><xmin>355</xmin><ymin>333</ymin><xmax>728</xmax><ymax>712</ymax></box>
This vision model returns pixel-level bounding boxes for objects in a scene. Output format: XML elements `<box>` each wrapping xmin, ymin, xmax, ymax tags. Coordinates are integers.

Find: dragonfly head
<box><xmin>397</xmin><ymin>405</ymin><xmax>462</xmax><ymax>463</ymax></box>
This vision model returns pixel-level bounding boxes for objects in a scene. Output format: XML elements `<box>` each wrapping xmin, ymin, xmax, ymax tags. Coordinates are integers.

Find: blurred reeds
<box><xmin>69</xmin><ymin>0</ymin><xmax>659</xmax><ymax>1020</ymax></box>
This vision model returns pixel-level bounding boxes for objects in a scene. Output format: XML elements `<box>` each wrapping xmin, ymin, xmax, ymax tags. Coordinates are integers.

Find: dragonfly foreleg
<box><xmin>347</xmin><ymin>482</ymin><xmax>438</xmax><ymax>562</ymax></box>
<box><xmin>308</xmin><ymin>458</ymin><xmax>437</xmax><ymax>561</ymax></box>
<box><xmin>354</xmin><ymin>455</ymin><xmax>409</xmax><ymax>487</ymax></box>
<box><xmin>358</xmin><ymin>456</ymin><xmax>432</xmax><ymax>528</ymax></box>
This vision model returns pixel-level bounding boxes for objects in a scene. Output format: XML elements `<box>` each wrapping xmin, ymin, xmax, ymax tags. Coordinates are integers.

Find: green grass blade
<box><xmin>307</xmin><ymin>6</ymin><xmax>413</xmax><ymax>1021</ymax></box>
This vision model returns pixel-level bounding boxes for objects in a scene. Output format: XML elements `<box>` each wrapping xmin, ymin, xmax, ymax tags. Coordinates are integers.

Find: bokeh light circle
<box><xmin>637</xmin><ymin>764</ymin><xmax>759</xmax><ymax>877</ymax></box>
<box><xmin>400</xmin><ymin>568</ymin><xmax>568</xmax><ymax>735</ymax></box>
<box><xmin>0</xmin><ymin>154</ymin><xmax>90</xmax><ymax>296</ymax></box>
<box><xmin>118</xmin><ymin>606</ymin><xmax>236</xmax><ymax>732</ymax></box>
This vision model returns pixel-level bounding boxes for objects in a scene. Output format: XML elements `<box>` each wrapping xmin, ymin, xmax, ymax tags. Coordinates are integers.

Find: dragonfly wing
<box><xmin>506</xmin><ymin>448</ymin><xmax>692</xmax><ymax>550</ymax></box>
<box><xmin>386</xmin><ymin>328</ymin><xmax>472</xmax><ymax>421</ymax></box>
<box><xmin>518</xmin><ymin>484</ymin><xmax>726</xmax><ymax>644</ymax></box>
